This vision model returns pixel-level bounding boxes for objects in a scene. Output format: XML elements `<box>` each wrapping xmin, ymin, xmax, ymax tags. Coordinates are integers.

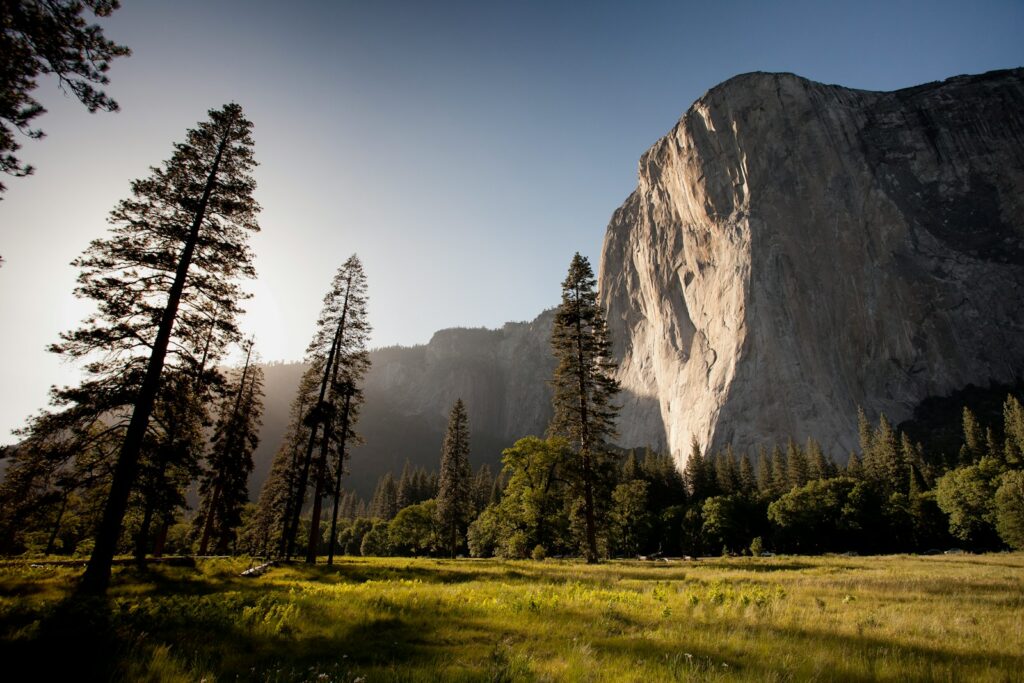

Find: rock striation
<box><xmin>599</xmin><ymin>68</ymin><xmax>1024</xmax><ymax>466</ymax></box>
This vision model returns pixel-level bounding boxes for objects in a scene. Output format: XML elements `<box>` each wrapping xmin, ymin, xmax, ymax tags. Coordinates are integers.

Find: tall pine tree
<box><xmin>549</xmin><ymin>253</ymin><xmax>620</xmax><ymax>563</ymax></box>
<box><xmin>282</xmin><ymin>255</ymin><xmax>370</xmax><ymax>562</ymax></box>
<box><xmin>57</xmin><ymin>103</ymin><xmax>260</xmax><ymax>594</ymax></box>
<box><xmin>436</xmin><ymin>398</ymin><xmax>472</xmax><ymax>557</ymax></box>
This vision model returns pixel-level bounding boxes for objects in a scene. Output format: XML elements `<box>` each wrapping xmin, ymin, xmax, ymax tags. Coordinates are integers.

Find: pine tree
<box><xmin>282</xmin><ymin>255</ymin><xmax>371</xmax><ymax>562</ymax></box>
<box><xmin>370</xmin><ymin>472</ymin><xmax>398</xmax><ymax>521</ymax></box>
<box><xmin>770</xmin><ymin>446</ymin><xmax>788</xmax><ymax>497</ymax></box>
<box><xmin>738</xmin><ymin>454</ymin><xmax>757</xmax><ymax>497</ymax></box>
<box><xmin>322</xmin><ymin>256</ymin><xmax>371</xmax><ymax>565</ymax></box>
<box><xmin>1003</xmin><ymin>395</ymin><xmax>1024</xmax><ymax>467</ymax></box>
<box><xmin>806</xmin><ymin>438</ymin><xmax>831</xmax><ymax>480</ymax></box>
<box><xmin>0</xmin><ymin>0</ymin><xmax>130</xmax><ymax>196</ymax></box>
<box><xmin>249</xmin><ymin>365</ymin><xmax>319</xmax><ymax>557</ymax></box>
<box><xmin>960</xmin><ymin>407</ymin><xmax>984</xmax><ymax>465</ymax></box>
<box><xmin>786</xmin><ymin>440</ymin><xmax>809</xmax><ymax>489</ymax></box>
<box><xmin>683</xmin><ymin>438</ymin><xmax>707</xmax><ymax>500</ymax></box>
<box><xmin>436</xmin><ymin>399</ymin><xmax>472</xmax><ymax>557</ymax></box>
<box><xmin>548</xmin><ymin>253</ymin><xmax>620</xmax><ymax>563</ymax></box>
<box><xmin>66</xmin><ymin>103</ymin><xmax>259</xmax><ymax>594</ymax></box>
<box><xmin>396</xmin><ymin>460</ymin><xmax>414</xmax><ymax>510</ymax></box>
<box><xmin>133</xmin><ymin>370</ymin><xmax>207</xmax><ymax>563</ymax></box>
<box><xmin>195</xmin><ymin>340</ymin><xmax>264</xmax><ymax>555</ymax></box>
<box><xmin>471</xmin><ymin>464</ymin><xmax>494</xmax><ymax>515</ymax></box>
<box><xmin>756</xmin><ymin>447</ymin><xmax>773</xmax><ymax>496</ymax></box>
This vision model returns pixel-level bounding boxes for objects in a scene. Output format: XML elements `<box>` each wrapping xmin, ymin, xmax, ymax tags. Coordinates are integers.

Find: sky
<box><xmin>1</xmin><ymin>0</ymin><xmax>1022</xmax><ymax>442</ymax></box>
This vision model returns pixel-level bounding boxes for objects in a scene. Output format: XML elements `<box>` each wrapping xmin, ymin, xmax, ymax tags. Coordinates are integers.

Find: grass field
<box><xmin>0</xmin><ymin>554</ymin><xmax>1022</xmax><ymax>681</ymax></box>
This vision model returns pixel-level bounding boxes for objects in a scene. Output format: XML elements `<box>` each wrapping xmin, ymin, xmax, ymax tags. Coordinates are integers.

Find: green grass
<box><xmin>1</xmin><ymin>553</ymin><xmax>1022</xmax><ymax>681</ymax></box>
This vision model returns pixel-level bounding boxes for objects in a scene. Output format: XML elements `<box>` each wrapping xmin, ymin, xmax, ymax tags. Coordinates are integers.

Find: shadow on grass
<box><xmin>1</xmin><ymin>584</ymin><xmax>437</xmax><ymax>680</ymax></box>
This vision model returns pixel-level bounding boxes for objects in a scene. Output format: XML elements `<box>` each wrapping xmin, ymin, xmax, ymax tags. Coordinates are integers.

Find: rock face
<box><xmin>599</xmin><ymin>68</ymin><xmax>1024</xmax><ymax>466</ymax></box>
<box><xmin>251</xmin><ymin>311</ymin><xmax>556</xmax><ymax>498</ymax></box>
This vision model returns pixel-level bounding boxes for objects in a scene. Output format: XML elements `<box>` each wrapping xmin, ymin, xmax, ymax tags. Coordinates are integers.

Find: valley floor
<box><xmin>0</xmin><ymin>553</ymin><xmax>1022</xmax><ymax>681</ymax></box>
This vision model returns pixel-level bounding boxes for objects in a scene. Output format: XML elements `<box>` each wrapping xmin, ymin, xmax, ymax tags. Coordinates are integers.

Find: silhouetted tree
<box><xmin>0</xmin><ymin>0</ymin><xmax>129</xmax><ymax>196</ymax></box>
<box><xmin>281</xmin><ymin>256</ymin><xmax>370</xmax><ymax>563</ymax></box>
<box><xmin>53</xmin><ymin>103</ymin><xmax>260</xmax><ymax>594</ymax></box>
<box><xmin>195</xmin><ymin>340</ymin><xmax>264</xmax><ymax>554</ymax></box>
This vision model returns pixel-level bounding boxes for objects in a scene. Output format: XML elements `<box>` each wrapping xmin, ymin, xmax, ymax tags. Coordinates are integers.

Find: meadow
<box><xmin>0</xmin><ymin>554</ymin><xmax>1022</xmax><ymax>682</ymax></box>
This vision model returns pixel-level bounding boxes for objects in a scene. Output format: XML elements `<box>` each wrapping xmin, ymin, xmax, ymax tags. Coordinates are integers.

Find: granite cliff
<box><xmin>600</xmin><ymin>68</ymin><xmax>1024</xmax><ymax>465</ymax></box>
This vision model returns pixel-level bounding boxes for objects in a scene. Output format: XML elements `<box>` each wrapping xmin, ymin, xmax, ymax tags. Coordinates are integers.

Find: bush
<box><xmin>360</xmin><ymin>522</ymin><xmax>391</xmax><ymax>556</ymax></box>
<box><xmin>531</xmin><ymin>544</ymin><xmax>546</xmax><ymax>561</ymax></box>
<box><xmin>995</xmin><ymin>470</ymin><xmax>1024</xmax><ymax>550</ymax></box>
<box><xmin>750</xmin><ymin>536</ymin><xmax>764</xmax><ymax>557</ymax></box>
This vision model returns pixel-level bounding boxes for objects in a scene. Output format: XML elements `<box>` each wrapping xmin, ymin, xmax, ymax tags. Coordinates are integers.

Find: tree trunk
<box><xmin>574</xmin><ymin>286</ymin><xmax>598</xmax><ymax>563</ymax></box>
<box><xmin>284</xmin><ymin>321</ymin><xmax>342</xmax><ymax>559</ymax></box>
<box><xmin>45</xmin><ymin>493</ymin><xmax>68</xmax><ymax>556</ymax></box>
<box><xmin>287</xmin><ymin>274</ymin><xmax>351</xmax><ymax>560</ymax></box>
<box><xmin>78</xmin><ymin>117</ymin><xmax>234</xmax><ymax>596</ymax></box>
<box><xmin>134</xmin><ymin>497</ymin><xmax>155</xmax><ymax>566</ymax></box>
<box><xmin>152</xmin><ymin>518</ymin><xmax>169</xmax><ymax>558</ymax></box>
<box><xmin>326</xmin><ymin>391</ymin><xmax>353</xmax><ymax>565</ymax></box>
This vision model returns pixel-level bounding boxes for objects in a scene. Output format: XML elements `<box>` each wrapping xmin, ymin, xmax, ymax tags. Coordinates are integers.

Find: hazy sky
<box><xmin>1</xmin><ymin>0</ymin><xmax>1022</xmax><ymax>442</ymax></box>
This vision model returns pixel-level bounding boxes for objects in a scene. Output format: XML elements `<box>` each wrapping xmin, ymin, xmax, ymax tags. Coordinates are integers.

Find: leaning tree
<box><xmin>281</xmin><ymin>255</ymin><xmax>370</xmax><ymax>562</ymax></box>
<box><xmin>49</xmin><ymin>103</ymin><xmax>261</xmax><ymax>594</ymax></box>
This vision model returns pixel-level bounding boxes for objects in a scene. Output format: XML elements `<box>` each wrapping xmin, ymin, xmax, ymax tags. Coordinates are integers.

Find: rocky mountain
<box><xmin>600</xmin><ymin>68</ymin><xmax>1024</xmax><ymax>465</ymax></box>
<box><xmin>250</xmin><ymin>68</ymin><xmax>1024</xmax><ymax>494</ymax></box>
<box><xmin>252</xmin><ymin>311</ymin><xmax>556</xmax><ymax>498</ymax></box>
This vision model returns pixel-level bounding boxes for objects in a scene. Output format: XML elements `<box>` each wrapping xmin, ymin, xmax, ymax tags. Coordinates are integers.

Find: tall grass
<box><xmin>0</xmin><ymin>554</ymin><xmax>1022</xmax><ymax>681</ymax></box>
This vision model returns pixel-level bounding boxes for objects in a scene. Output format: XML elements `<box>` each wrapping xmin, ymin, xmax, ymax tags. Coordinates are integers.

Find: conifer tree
<box><xmin>248</xmin><ymin>365</ymin><xmax>319</xmax><ymax>557</ymax></box>
<box><xmin>0</xmin><ymin>0</ymin><xmax>130</xmax><ymax>196</ymax></box>
<box><xmin>770</xmin><ymin>446</ymin><xmax>788</xmax><ymax>496</ymax></box>
<box><xmin>436</xmin><ymin>399</ymin><xmax>472</xmax><ymax>557</ymax></box>
<box><xmin>806</xmin><ymin>438</ymin><xmax>831</xmax><ymax>480</ymax></box>
<box><xmin>548</xmin><ymin>253</ymin><xmax>620</xmax><ymax>563</ymax></box>
<box><xmin>960</xmin><ymin>407</ymin><xmax>984</xmax><ymax>464</ymax></box>
<box><xmin>1003</xmin><ymin>395</ymin><xmax>1024</xmax><ymax>467</ymax></box>
<box><xmin>282</xmin><ymin>255</ymin><xmax>371</xmax><ymax>562</ymax></box>
<box><xmin>786</xmin><ymin>440</ymin><xmax>809</xmax><ymax>489</ymax></box>
<box><xmin>471</xmin><ymin>464</ymin><xmax>494</xmax><ymax>515</ymax></box>
<box><xmin>370</xmin><ymin>472</ymin><xmax>398</xmax><ymax>521</ymax></box>
<box><xmin>738</xmin><ymin>454</ymin><xmax>757</xmax><ymax>497</ymax></box>
<box><xmin>195</xmin><ymin>340</ymin><xmax>264</xmax><ymax>555</ymax></box>
<box><xmin>684</xmin><ymin>439</ymin><xmax>708</xmax><ymax>500</ymax></box>
<box><xmin>756</xmin><ymin>447</ymin><xmax>773</xmax><ymax>496</ymax></box>
<box><xmin>59</xmin><ymin>103</ymin><xmax>260</xmax><ymax>594</ymax></box>
<box><xmin>396</xmin><ymin>460</ymin><xmax>414</xmax><ymax>510</ymax></box>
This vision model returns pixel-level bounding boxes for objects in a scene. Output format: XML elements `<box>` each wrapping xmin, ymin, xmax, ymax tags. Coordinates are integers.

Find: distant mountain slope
<box><xmin>252</xmin><ymin>310</ymin><xmax>557</xmax><ymax>499</ymax></box>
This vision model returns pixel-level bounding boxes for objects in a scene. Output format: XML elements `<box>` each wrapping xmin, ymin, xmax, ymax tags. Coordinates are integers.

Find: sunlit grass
<box><xmin>1</xmin><ymin>554</ymin><xmax>1022</xmax><ymax>681</ymax></box>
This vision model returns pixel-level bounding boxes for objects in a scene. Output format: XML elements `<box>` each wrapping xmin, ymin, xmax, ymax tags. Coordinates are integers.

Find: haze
<box><xmin>1</xmin><ymin>0</ymin><xmax>1022</xmax><ymax>442</ymax></box>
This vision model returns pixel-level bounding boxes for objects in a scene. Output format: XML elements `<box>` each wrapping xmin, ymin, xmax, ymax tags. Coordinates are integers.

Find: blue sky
<box><xmin>0</xmin><ymin>0</ymin><xmax>1022</xmax><ymax>440</ymax></box>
